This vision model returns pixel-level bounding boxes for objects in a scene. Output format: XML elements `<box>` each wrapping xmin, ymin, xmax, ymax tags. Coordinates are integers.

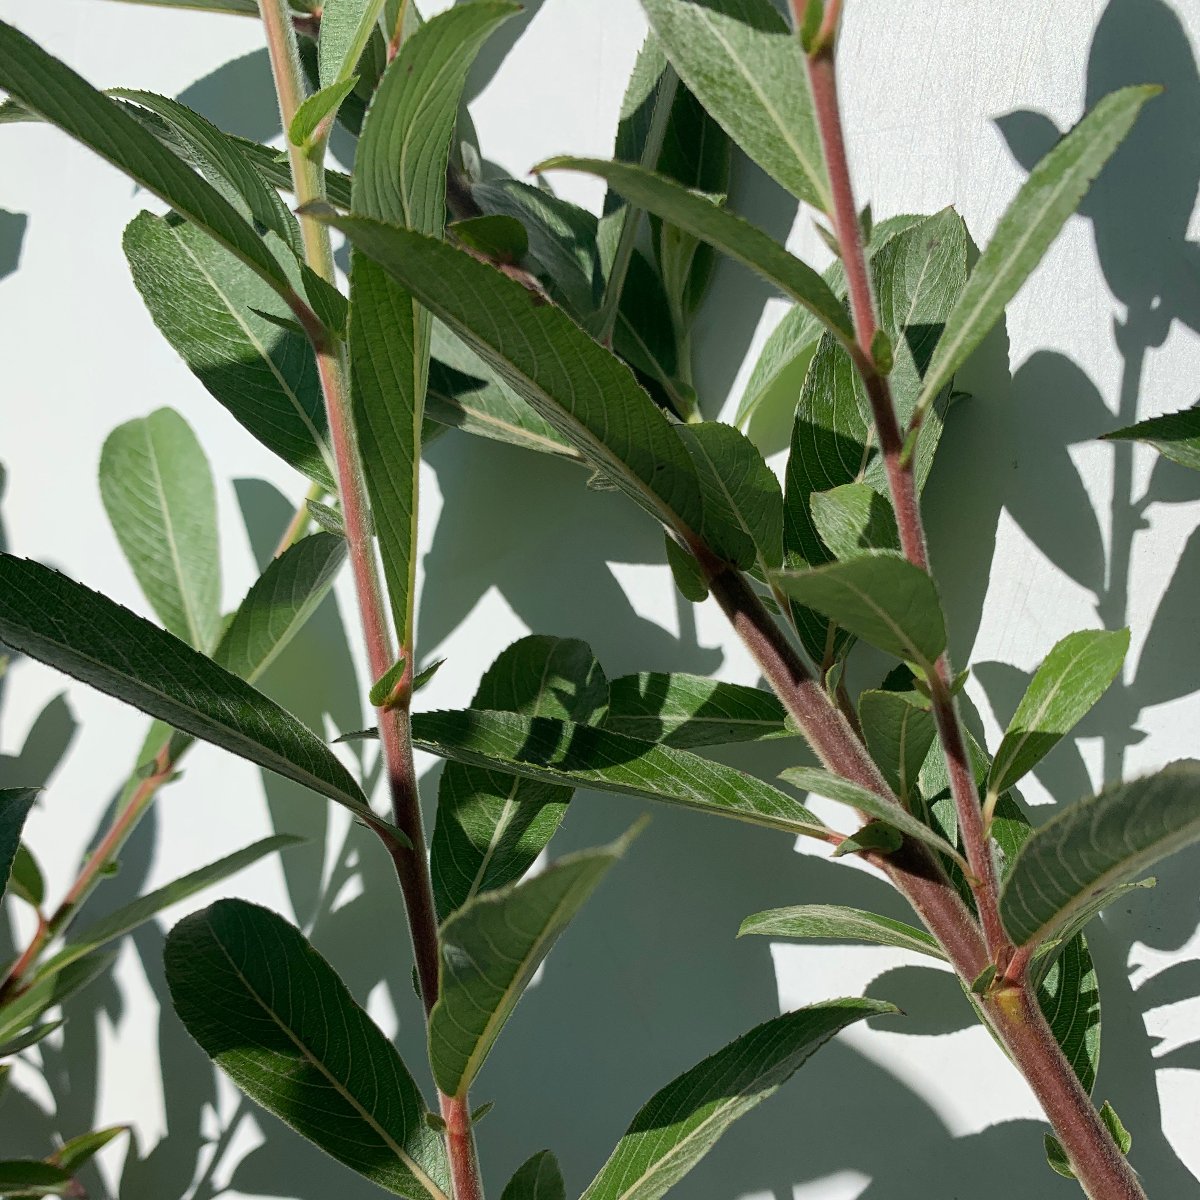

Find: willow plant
<box><xmin>0</xmin><ymin>1</ymin><xmax>1194</xmax><ymax>1198</ymax></box>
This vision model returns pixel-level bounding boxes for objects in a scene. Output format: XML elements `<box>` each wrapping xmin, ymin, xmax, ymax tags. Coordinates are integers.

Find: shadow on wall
<box><xmin>3</xmin><ymin>0</ymin><xmax>1200</xmax><ymax>1197</ymax></box>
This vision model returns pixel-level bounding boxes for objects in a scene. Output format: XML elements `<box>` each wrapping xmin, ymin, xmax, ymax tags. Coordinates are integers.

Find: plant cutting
<box><xmin>0</xmin><ymin>1</ymin><xmax>1194</xmax><ymax>1198</ymax></box>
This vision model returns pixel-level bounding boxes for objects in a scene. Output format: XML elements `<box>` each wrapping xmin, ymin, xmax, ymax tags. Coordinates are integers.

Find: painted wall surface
<box><xmin>2</xmin><ymin>1</ymin><xmax>1199</xmax><ymax>1197</ymax></box>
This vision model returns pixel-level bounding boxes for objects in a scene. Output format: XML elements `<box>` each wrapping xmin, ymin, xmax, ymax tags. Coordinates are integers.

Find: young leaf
<box><xmin>369</xmin><ymin>657</ymin><xmax>408</xmax><ymax>708</ymax></box>
<box><xmin>37</xmin><ymin>835</ymin><xmax>302</xmax><ymax>982</ymax></box>
<box><xmin>165</xmin><ymin>900</ymin><xmax>449</xmax><ymax>1198</ymax></box>
<box><xmin>349</xmin><ymin>1</ymin><xmax>519</xmax><ymax>648</ymax></box>
<box><xmin>639</xmin><ymin>0</ymin><xmax>830</xmax><ymax>211</ymax></box>
<box><xmin>810</xmin><ymin>483</ymin><xmax>900</xmax><ymax>560</ymax></box>
<box><xmin>912</xmin><ymin>86</ymin><xmax>1159</xmax><ymax>426</ymax></box>
<box><xmin>213</xmin><ymin>532</ymin><xmax>347</xmax><ymax>684</ymax></box>
<box><xmin>429</xmin><ymin>830</ymin><xmax>635</xmax><ymax>1096</ymax></box>
<box><xmin>540</xmin><ymin>160</ymin><xmax>853</xmax><ymax>350</ymax></box>
<box><xmin>999</xmin><ymin>760</ymin><xmax>1200</xmax><ymax>947</ymax></box>
<box><xmin>858</xmin><ymin>688</ymin><xmax>937</xmax><ymax>801</ymax></box>
<box><xmin>0</xmin><ymin>1019</ymin><xmax>63</xmax><ymax>1058</ymax></box>
<box><xmin>313</xmin><ymin>217</ymin><xmax>707</xmax><ymax>538</ymax></box>
<box><xmin>0</xmin><ymin>19</ymin><xmax>295</xmax><ymax>296</ymax></box>
<box><xmin>501</xmin><ymin>1151</ymin><xmax>566</xmax><ymax>1200</ymax></box>
<box><xmin>0</xmin><ymin>952</ymin><xmax>116</xmax><ymax>1046</ymax></box>
<box><xmin>8</xmin><ymin>844</ymin><xmax>45</xmax><ymax>909</ymax></box>
<box><xmin>1102</xmin><ymin>405</ymin><xmax>1200</xmax><ymax>472</ymax></box>
<box><xmin>664</xmin><ymin>535</ymin><xmax>709</xmax><ymax>602</ymax></box>
<box><xmin>780</xmin><ymin>766</ymin><xmax>967</xmax><ymax>870</ymax></box>
<box><xmin>430</xmin><ymin>636</ymin><xmax>609</xmax><ymax>921</ymax></box>
<box><xmin>123</xmin><ymin>212</ymin><xmax>337</xmax><ymax>489</ymax></box>
<box><xmin>987</xmin><ymin>629</ymin><xmax>1129</xmax><ymax>798</ymax></box>
<box><xmin>50</xmin><ymin>1125</ymin><xmax>130</xmax><ymax>1174</ymax></box>
<box><xmin>318</xmin><ymin>0</ymin><xmax>386</xmax><ymax>89</ymax></box>
<box><xmin>0</xmin><ymin>1162</ymin><xmax>74</xmax><ymax>1197</ymax></box>
<box><xmin>1</xmin><ymin>788</ymin><xmax>39</xmax><ymax>906</ymax></box>
<box><xmin>0</xmin><ymin>555</ymin><xmax>376</xmax><ymax>826</ymax></box>
<box><xmin>678</xmin><ymin>422</ymin><xmax>783</xmax><ymax>572</ymax></box>
<box><xmin>738</xmin><ymin>904</ymin><xmax>946</xmax><ymax>960</ymax></box>
<box><xmin>289</xmin><ymin>77</ymin><xmax>360</xmax><ymax>148</ymax></box>
<box><xmin>580</xmin><ymin>999</ymin><xmax>893</xmax><ymax>1200</ymax></box>
<box><xmin>450</xmin><ymin>215</ymin><xmax>530</xmax><ymax>264</ymax></box>
<box><xmin>100</xmin><ymin>408</ymin><xmax>222</xmax><ymax>652</ymax></box>
<box><xmin>412</xmin><ymin>709</ymin><xmax>829</xmax><ymax>841</ymax></box>
<box><xmin>773</xmin><ymin>553</ymin><xmax>946</xmax><ymax>669</ymax></box>
<box><xmin>603</xmin><ymin>673</ymin><xmax>789</xmax><ymax>748</ymax></box>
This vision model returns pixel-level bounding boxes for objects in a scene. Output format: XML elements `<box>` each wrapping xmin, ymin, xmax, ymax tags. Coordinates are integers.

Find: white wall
<box><xmin>2</xmin><ymin>1</ymin><xmax>1199</xmax><ymax>1197</ymax></box>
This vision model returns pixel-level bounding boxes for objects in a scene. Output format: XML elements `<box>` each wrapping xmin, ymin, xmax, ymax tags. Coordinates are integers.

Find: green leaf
<box><xmin>773</xmin><ymin>553</ymin><xmax>946</xmax><ymax>669</ymax></box>
<box><xmin>7</xmin><ymin>844</ymin><xmax>44</xmax><ymax>909</ymax></box>
<box><xmin>810</xmin><ymin>483</ymin><xmax>900</xmax><ymax>560</ymax></box>
<box><xmin>780</xmin><ymin>766</ymin><xmax>966</xmax><ymax>869</ymax></box>
<box><xmin>501</xmin><ymin>1151</ymin><xmax>565</xmax><ymax>1200</ymax></box>
<box><xmin>123</xmin><ymin>211</ymin><xmax>336</xmax><ymax>489</ymax></box>
<box><xmin>315</xmin><ymin>217</ymin><xmax>707</xmax><ymax>537</ymax></box>
<box><xmin>1100</xmin><ymin>1101</ymin><xmax>1133</xmax><ymax>1155</ymax></box>
<box><xmin>430</xmin><ymin>636</ymin><xmax>609</xmax><ymax>921</ymax></box>
<box><xmin>1103</xmin><ymin>405</ymin><xmax>1200</xmax><ymax>472</ymax></box>
<box><xmin>738</xmin><ymin>904</ymin><xmax>945</xmax><ymax>960</ymax></box>
<box><xmin>0</xmin><ymin>20</ymin><xmax>295</xmax><ymax>296</ymax></box>
<box><xmin>1000</xmin><ymin>760</ymin><xmax>1200</xmax><ymax>948</ymax></box>
<box><xmin>603</xmin><ymin>673</ymin><xmax>789</xmax><ymax>748</ymax></box>
<box><xmin>110</xmin><ymin>90</ymin><xmax>303</xmax><ymax>257</ymax></box>
<box><xmin>580</xmin><ymin>999</ymin><xmax>892</xmax><ymax>1200</ymax></box>
<box><xmin>0</xmin><ymin>555</ymin><xmax>376</xmax><ymax>826</ymax></box>
<box><xmin>987</xmin><ymin>629</ymin><xmax>1129</xmax><ymax>798</ymax></box>
<box><xmin>349</xmin><ymin>2</ymin><xmax>518</xmax><ymax>649</ymax></box>
<box><xmin>100</xmin><ymin>408</ymin><xmax>222</xmax><ymax>651</ymax></box>
<box><xmin>412</xmin><ymin>709</ymin><xmax>828</xmax><ymax>841</ymax></box>
<box><xmin>289</xmin><ymin>77</ymin><xmax>360</xmax><ymax>147</ymax></box>
<box><xmin>369</xmin><ymin>657</ymin><xmax>408</xmax><ymax>708</ymax></box>
<box><xmin>51</xmin><ymin>1125</ymin><xmax>130</xmax><ymax>1174</ymax></box>
<box><xmin>1</xmin><ymin>788</ymin><xmax>38</xmax><ymax>907</ymax></box>
<box><xmin>213</xmin><ymin>532</ymin><xmax>347</xmax><ymax>684</ymax></box>
<box><xmin>0</xmin><ymin>1162</ymin><xmax>74</xmax><ymax>1197</ymax></box>
<box><xmin>858</xmin><ymin>688</ymin><xmax>936</xmax><ymax>802</ymax></box>
<box><xmin>0</xmin><ymin>1019</ymin><xmax>63</xmax><ymax>1059</ymax></box>
<box><xmin>38</xmin><ymin>835</ymin><xmax>301</xmax><ymax>983</ymax></box>
<box><xmin>319</xmin><ymin>0</ymin><xmax>386</xmax><ymax>88</ymax></box>
<box><xmin>678</xmin><ymin>422</ymin><xmax>783</xmax><ymax>572</ymax></box>
<box><xmin>913</xmin><ymin>87</ymin><xmax>1159</xmax><ymax>427</ymax></box>
<box><xmin>92</xmin><ymin>0</ymin><xmax>262</xmax><ymax>11</ymax></box>
<box><xmin>664</xmin><ymin>535</ymin><xmax>709</xmax><ymax>602</ymax></box>
<box><xmin>0</xmin><ymin>952</ymin><xmax>115</xmax><ymax>1046</ymax></box>
<box><xmin>639</xmin><ymin>0</ymin><xmax>830</xmax><ymax>211</ymax></box>
<box><xmin>541</xmin><ymin>159</ymin><xmax>852</xmax><ymax>351</ymax></box>
<box><xmin>429</xmin><ymin>829</ymin><xmax>634</xmax><ymax>1096</ymax></box>
<box><xmin>450</xmin><ymin>215</ymin><xmax>529</xmax><ymax>264</ymax></box>
<box><xmin>165</xmin><ymin>900</ymin><xmax>448</xmax><ymax>1198</ymax></box>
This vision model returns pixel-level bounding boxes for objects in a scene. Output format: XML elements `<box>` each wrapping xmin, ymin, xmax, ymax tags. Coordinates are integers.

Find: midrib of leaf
<box><xmin>991</xmin><ymin>640</ymin><xmax>1098</xmax><ymax>791</ymax></box>
<box><xmin>397</xmin><ymin>50</ymin><xmax>468</xmax><ymax>226</ymax></box>
<box><xmin>207</xmin><ymin>918</ymin><xmax>449</xmax><ymax>1200</ymax></box>
<box><xmin>837</xmin><ymin>574</ymin><xmax>924</xmax><ymax>664</ymax></box>
<box><xmin>615</xmin><ymin>310</ymin><xmax>690</xmax><ymax>414</ymax></box>
<box><xmin>436</xmin><ymin>399</ymin><xmax>581</xmax><ymax>458</ymax></box>
<box><xmin>691</xmin><ymin>9</ymin><xmax>829</xmax><ymax>212</ymax></box>
<box><xmin>139</xmin><ymin>422</ymin><xmax>205</xmax><ymax>649</ymax></box>
<box><xmin>687</xmin><ymin>434</ymin><xmax>769</xmax><ymax>578</ymax></box>
<box><xmin>170</xmin><ymin>225</ymin><xmax>337</xmax><ymax>482</ymax></box>
<box><xmin>897</xmin><ymin>706</ymin><xmax>917</xmax><ymax>798</ymax></box>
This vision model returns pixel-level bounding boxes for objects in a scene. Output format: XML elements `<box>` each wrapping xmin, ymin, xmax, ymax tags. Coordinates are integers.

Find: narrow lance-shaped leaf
<box><xmin>412</xmin><ymin>709</ymin><xmax>829</xmax><ymax>842</ymax></box>
<box><xmin>912</xmin><ymin>86</ymin><xmax>1159</xmax><ymax>426</ymax></box>
<box><xmin>37</xmin><ymin>835</ymin><xmax>302</xmax><ymax>982</ymax></box>
<box><xmin>429</xmin><ymin>829</ymin><xmax>635</xmax><ymax>1096</ymax></box>
<box><xmin>166</xmin><ymin>900</ymin><xmax>448</xmax><ymax>1198</ymax></box>
<box><xmin>0</xmin><ymin>19</ymin><xmax>295</xmax><ymax>296</ymax></box>
<box><xmin>214</xmin><ymin>532</ymin><xmax>347</xmax><ymax>684</ymax></box>
<box><xmin>123</xmin><ymin>211</ymin><xmax>337</xmax><ymax>489</ymax></box>
<box><xmin>100</xmin><ymin>408</ymin><xmax>222</xmax><ymax>652</ymax></box>
<box><xmin>603</xmin><ymin>673</ymin><xmax>790</xmax><ymax>749</ymax></box>
<box><xmin>1000</xmin><ymin>760</ymin><xmax>1200</xmax><ymax>947</ymax></box>
<box><xmin>541</xmin><ymin>159</ymin><xmax>853</xmax><ymax>351</ymax></box>
<box><xmin>580</xmin><ymin>999</ymin><xmax>894</xmax><ymax>1200</ymax></box>
<box><xmin>315</xmin><ymin>216</ymin><xmax>707</xmax><ymax>539</ymax></box>
<box><xmin>1102</xmin><ymin>405</ymin><xmax>1200</xmax><ymax>472</ymax></box>
<box><xmin>430</xmin><ymin>636</ymin><xmax>609</xmax><ymax>920</ymax></box>
<box><xmin>0</xmin><ymin>951</ymin><xmax>116</xmax><ymax>1046</ymax></box>
<box><xmin>640</xmin><ymin>0</ymin><xmax>830</xmax><ymax>210</ymax></box>
<box><xmin>50</xmin><ymin>1126</ymin><xmax>131</xmax><ymax>1176</ymax></box>
<box><xmin>1</xmin><ymin>788</ymin><xmax>39</xmax><ymax>907</ymax></box>
<box><xmin>319</xmin><ymin>0</ymin><xmax>387</xmax><ymax>89</ymax></box>
<box><xmin>0</xmin><ymin>1161</ymin><xmax>75</xmax><ymax>1197</ymax></box>
<box><xmin>0</xmin><ymin>554</ymin><xmax>377</xmax><ymax>827</ymax></box>
<box><xmin>349</xmin><ymin>2</ymin><xmax>519</xmax><ymax>648</ymax></box>
<box><xmin>780</xmin><ymin>766</ymin><xmax>967</xmax><ymax>870</ymax></box>
<box><xmin>773</xmin><ymin>553</ymin><xmax>947</xmax><ymax>670</ymax></box>
<box><xmin>987</xmin><ymin>628</ymin><xmax>1129</xmax><ymax>798</ymax></box>
<box><xmin>738</xmin><ymin>904</ymin><xmax>946</xmax><ymax>961</ymax></box>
